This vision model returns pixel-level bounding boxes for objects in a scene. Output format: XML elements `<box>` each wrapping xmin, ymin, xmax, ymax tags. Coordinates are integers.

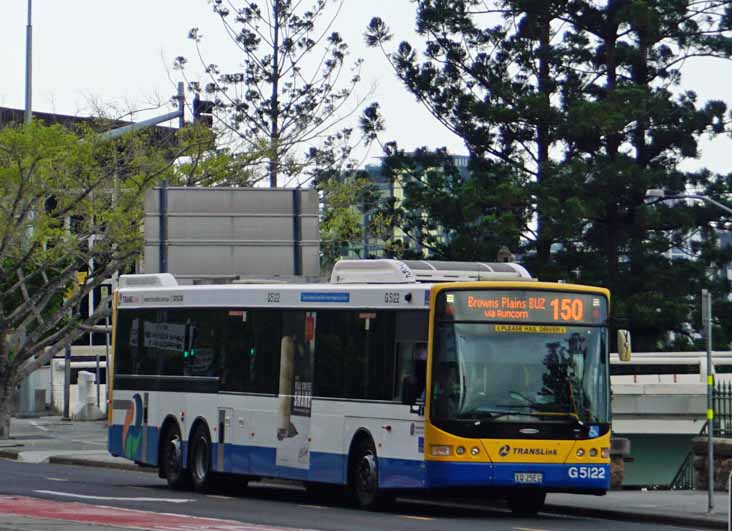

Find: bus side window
<box><xmin>221</xmin><ymin>312</ymin><xmax>252</xmax><ymax>392</ymax></box>
<box><xmin>394</xmin><ymin>311</ymin><xmax>429</xmax><ymax>402</ymax></box>
<box><xmin>395</xmin><ymin>342</ymin><xmax>427</xmax><ymax>402</ymax></box>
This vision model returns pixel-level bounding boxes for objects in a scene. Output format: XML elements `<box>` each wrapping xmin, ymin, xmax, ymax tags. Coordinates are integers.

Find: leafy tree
<box><xmin>374</xmin><ymin>146</ymin><xmax>529</xmax><ymax>260</ymax></box>
<box><xmin>171</xmin><ymin>124</ymin><xmax>266</xmax><ymax>187</ymax></box>
<box><xmin>367</xmin><ymin>1</ymin><xmax>732</xmax><ymax>350</ymax></box>
<box><xmin>178</xmin><ymin>0</ymin><xmax>368</xmax><ymax>188</ymax></box>
<box><xmin>0</xmin><ymin>121</ymin><xmax>179</xmax><ymax>438</ymax></box>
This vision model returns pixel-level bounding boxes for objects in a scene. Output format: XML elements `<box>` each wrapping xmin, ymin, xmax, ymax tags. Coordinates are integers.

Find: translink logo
<box><xmin>497</xmin><ymin>444</ymin><xmax>557</xmax><ymax>457</ymax></box>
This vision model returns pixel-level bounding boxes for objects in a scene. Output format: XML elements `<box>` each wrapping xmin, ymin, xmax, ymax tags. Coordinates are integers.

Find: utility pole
<box><xmin>62</xmin><ymin>345</ymin><xmax>71</xmax><ymax>420</ymax></box>
<box><xmin>24</xmin><ymin>0</ymin><xmax>32</xmax><ymax>124</ymax></box>
<box><xmin>702</xmin><ymin>288</ymin><xmax>714</xmax><ymax>512</ymax></box>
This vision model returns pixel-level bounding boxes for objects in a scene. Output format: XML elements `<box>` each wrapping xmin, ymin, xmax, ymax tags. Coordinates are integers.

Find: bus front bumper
<box><xmin>422</xmin><ymin>461</ymin><xmax>610</xmax><ymax>490</ymax></box>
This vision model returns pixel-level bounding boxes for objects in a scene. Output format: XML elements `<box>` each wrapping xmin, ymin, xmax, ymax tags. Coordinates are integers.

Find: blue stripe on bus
<box><xmin>108</xmin><ymin>425</ymin><xmax>608</xmax><ymax>490</ymax></box>
<box><xmin>300</xmin><ymin>292</ymin><xmax>350</xmax><ymax>303</ymax></box>
<box><xmin>423</xmin><ymin>461</ymin><xmax>610</xmax><ymax>489</ymax></box>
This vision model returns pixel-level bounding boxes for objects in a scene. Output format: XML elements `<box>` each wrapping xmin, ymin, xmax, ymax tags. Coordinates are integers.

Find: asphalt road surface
<box><xmin>0</xmin><ymin>460</ymin><xmax>707</xmax><ymax>531</ymax></box>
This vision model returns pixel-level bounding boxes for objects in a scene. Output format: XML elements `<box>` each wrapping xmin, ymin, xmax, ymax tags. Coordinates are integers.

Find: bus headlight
<box><xmin>589</xmin><ymin>448</ymin><xmax>598</xmax><ymax>457</ymax></box>
<box><xmin>456</xmin><ymin>446</ymin><xmax>465</xmax><ymax>455</ymax></box>
<box><xmin>576</xmin><ymin>448</ymin><xmax>585</xmax><ymax>457</ymax></box>
<box><xmin>431</xmin><ymin>445</ymin><xmax>452</xmax><ymax>457</ymax></box>
<box><xmin>601</xmin><ymin>447</ymin><xmax>610</xmax><ymax>458</ymax></box>
<box><xmin>471</xmin><ymin>447</ymin><xmax>480</xmax><ymax>456</ymax></box>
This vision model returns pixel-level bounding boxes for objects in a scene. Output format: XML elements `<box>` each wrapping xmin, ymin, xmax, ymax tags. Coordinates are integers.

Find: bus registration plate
<box><xmin>514</xmin><ymin>472</ymin><xmax>543</xmax><ymax>484</ymax></box>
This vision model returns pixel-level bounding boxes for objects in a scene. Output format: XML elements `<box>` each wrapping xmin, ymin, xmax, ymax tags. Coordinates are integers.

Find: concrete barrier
<box><xmin>72</xmin><ymin>371</ymin><xmax>105</xmax><ymax>421</ymax></box>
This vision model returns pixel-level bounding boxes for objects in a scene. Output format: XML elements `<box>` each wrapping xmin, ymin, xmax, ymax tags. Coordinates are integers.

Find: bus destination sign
<box><xmin>438</xmin><ymin>290</ymin><xmax>607</xmax><ymax>325</ymax></box>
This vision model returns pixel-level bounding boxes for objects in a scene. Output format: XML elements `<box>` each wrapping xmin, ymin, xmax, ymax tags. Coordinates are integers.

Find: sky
<box><xmin>1</xmin><ymin>1</ymin><xmax>730</xmax><ymax>173</ymax></box>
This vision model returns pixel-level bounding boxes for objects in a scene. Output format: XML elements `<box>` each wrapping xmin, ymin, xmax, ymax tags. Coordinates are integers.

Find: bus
<box><xmin>108</xmin><ymin>259</ymin><xmax>630</xmax><ymax>516</ymax></box>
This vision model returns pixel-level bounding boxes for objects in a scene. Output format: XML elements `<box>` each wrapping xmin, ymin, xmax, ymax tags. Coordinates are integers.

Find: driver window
<box><xmin>395</xmin><ymin>342</ymin><xmax>427</xmax><ymax>401</ymax></box>
<box><xmin>393</xmin><ymin>311</ymin><xmax>428</xmax><ymax>402</ymax></box>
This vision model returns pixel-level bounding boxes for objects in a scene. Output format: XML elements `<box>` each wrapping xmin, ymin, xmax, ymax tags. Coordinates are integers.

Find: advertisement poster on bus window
<box><xmin>276</xmin><ymin>312</ymin><xmax>315</xmax><ymax>470</ymax></box>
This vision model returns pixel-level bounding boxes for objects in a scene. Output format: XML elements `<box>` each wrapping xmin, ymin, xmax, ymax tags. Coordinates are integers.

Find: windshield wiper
<box><xmin>458</xmin><ymin>409</ymin><xmax>541</xmax><ymax>422</ymax></box>
<box><xmin>527</xmin><ymin>409</ymin><xmax>584</xmax><ymax>425</ymax></box>
<box><xmin>498</xmin><ymin>400</ymin><xmax>585</xmax><ymax>425</ymax></box>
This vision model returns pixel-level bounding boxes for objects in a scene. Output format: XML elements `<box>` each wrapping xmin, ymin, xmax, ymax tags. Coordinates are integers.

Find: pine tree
<box><xmin>178</xmin><ymin>0</ymin><xmax>365</xmax><ymax>187</ymax></box>
<box><xmin>367</xmin><ymin>0</ymin><xmax>732</xmax><ymax>349</ymax></box>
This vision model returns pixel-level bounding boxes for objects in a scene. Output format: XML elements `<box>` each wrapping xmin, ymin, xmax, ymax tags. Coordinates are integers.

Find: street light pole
<box><xmin>24</xmin><ymin>0</ymin><xmax>32</xmax><ymax>124</ymax></box>
<box><xmin>646</xmin><ymin>188</ymin><xmax>732</xmax><ymax>512</ymax></box>
<box><xmin>646</xmin><ymin>189</ymin><xmax>732</xmax><ymax>217</ymax></box>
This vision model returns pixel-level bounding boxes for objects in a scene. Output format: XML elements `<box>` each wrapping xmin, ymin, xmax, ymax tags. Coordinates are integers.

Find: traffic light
<box><xmin>192</xmin><ymin>94</ymin><xmax>214</xmax><ymax>127</ymax></box>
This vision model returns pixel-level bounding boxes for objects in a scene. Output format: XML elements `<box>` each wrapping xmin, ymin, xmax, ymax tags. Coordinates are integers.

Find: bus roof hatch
<box><xmin>330</xmin><ymin>259</ymin><xmax>534</xmax><ymax>284</ymax></box>
<box><xmin>119</xmin><ymin>273</ymin><xmax>178</xmax><ymax>289</ymax></box>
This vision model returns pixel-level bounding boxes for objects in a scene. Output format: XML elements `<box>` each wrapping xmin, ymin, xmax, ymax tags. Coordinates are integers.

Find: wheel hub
<box><xmin>194</xmin><ymin>437</ymin><xmax>209</xmax><ymax>480</ymax></box>
<box><xmin>358</xmin><ymin>453</ymin><xmax>377</xmax><ymax>495</ymax></box>
<box><xmin>167</xmin><ymin>437</ymin><xmax>182</xmax><ymax>475</ymax></box>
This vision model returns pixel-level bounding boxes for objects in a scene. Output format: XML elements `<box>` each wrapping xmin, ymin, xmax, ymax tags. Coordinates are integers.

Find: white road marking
<box><xmin>45</xmin><ymin>478</ymin><xmax>69</xmax><ymax>482</ymax></box>
<box><xmin>399</xmin><ymin>515</ymin><xmax>434</xmax><ymax>521</ymax></box>
<box><xmin>34</xmin><ymin>490</ymin><xmax>194</xmax><ymax>503</ymax></box>
<box><xmin>297</xmin><ymin>504</ymin><xmax>326</xmax><ymax>509</ymax></box>
<box><xmin>30</xmin><ymin>421</ymin><xmax>48</xmax><ymax>432</ymax></box>
<box><xmin>206</xmin><ymin>494</ymin><xmax>234</xmax><ymax>500</ymax></box>
<box><xmin>68</xmin><ymin>439</ymin><xmax>106</xmax><ymax>446</ymax></box>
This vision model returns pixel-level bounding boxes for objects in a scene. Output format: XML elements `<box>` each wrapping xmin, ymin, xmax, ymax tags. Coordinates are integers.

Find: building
<box><xmin>344</xmin><ymin>154</ymin><xmax>471</xmax><ymax>259</ymax></box>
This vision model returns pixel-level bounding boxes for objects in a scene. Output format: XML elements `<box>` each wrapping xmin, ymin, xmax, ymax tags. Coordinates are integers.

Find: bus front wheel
<box><xmin>348</xmin><ymin>437</ymin><xmax>393</xmax><ymax>509</ymax></box>
<box><xmin>162</xmin><ymin>424</ymin><xmax>191</xmax><ymax>490</ymax></box>
<box><xmin>190</xmin><ymin>424</ymin><xmax>215</xmax><ymax>493</ymax></box>
<box><xmin>507</xmin><ymin>489</ymin><xmax>546</xmax><ymax>517</ymax></box>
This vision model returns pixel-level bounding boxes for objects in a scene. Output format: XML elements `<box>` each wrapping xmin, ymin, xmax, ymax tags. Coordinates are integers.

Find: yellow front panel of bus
<box><xmin>423</xmin><ymin>281</ymin><xmax>611</xmax><ymax>468</ymax></box>
<box><xmin>424</xmin><ymin>423</ymin><xmax>610</xmax><ymax>465</ymax></box>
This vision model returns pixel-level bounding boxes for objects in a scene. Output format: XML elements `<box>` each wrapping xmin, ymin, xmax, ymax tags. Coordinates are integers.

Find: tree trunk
<box><xmin>535</xmin><ymin>10</ymin><xmax>554</xmax><ymax>267</ymax></box>
<box><xmin>0</xmin><ymin>378</ymin><xmax>15</xmax><ymax>440</ymax></box>
<box><xmin>269</xmin><ymin>0</ymin><xmax>281</xmax><ymax>188</ymax></box>
<box><xmin>604</xmin><ymin>13</ymin><xmax>622</xmax><ymax>295</ymax></box>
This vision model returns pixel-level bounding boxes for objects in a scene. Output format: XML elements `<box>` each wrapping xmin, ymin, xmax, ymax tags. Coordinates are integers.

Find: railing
<box><xmin>715</xmin><ymin>381</ymin><xmax>732</xmax><ymax>437</ymax></box>
<box><xmin>610</xmin><ymin>351</ymin><xmax>732</xmax><ymax>385</ymax></box>
<box><xmin>670</xmin><ymin>383</ymin><xmax>732</xmax><ymax>490</ymax></box>
<box><xmin>670</xmin><ymin>421</ymin><xmax>708</xmax><ymax>490</ymax></box>
<box><xmin>670</xmin><ymin>447</ymin><xmax>697</xmax><ymax>490</ymax></box>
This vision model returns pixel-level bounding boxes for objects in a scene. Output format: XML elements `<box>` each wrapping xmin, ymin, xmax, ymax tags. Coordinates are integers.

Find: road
<box><xmin>0</xmin><ymin>459</ymin><xmax>709</xmax><ymax>531</ymax></box>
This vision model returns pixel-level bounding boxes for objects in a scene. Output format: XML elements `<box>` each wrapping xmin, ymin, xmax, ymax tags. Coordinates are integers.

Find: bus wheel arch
<box><xmin>159</xmin><ymin>416</ymin><xmax>191</xmax><ymax>490</ymax></box>
<box><xmin>188</xmin><ymin>418</ymin><xmax>215</xmax><ymax>493</ymax></box>
<box><xmin>347</xmin><ymin>429</ymin><xmax>392</xmax><ymax>509</ymax></box>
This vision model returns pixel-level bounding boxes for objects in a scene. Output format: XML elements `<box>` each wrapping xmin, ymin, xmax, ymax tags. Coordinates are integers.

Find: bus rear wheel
<box><xmin>507</xmin><ymin>489</ymin><xmax>546</xmax><ymax>517</ymax></box>
<box><xmin>190</xmin><ymin>424</ymin><xmax>215</xmax><ymax>493</ymax></box>
<box><xmin>162</xmin><ymin>424</ymin><xmax>191</xmax><ymax>490</ymax></box>
<box><xmin>348</xmin><ymin>437</ymin><xmax>393</xmax><ymax>510</ymax></box>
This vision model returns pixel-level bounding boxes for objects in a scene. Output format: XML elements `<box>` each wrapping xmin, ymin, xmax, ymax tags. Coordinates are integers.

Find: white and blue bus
<box><xmin>108</xmin><ymin>259</ymin><xmax>628</xmax><ymax>515</ymax></box>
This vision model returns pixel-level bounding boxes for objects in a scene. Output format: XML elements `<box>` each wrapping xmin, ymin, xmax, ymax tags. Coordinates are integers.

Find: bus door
<box><xmin>276</xmin><ymin>311</ymin><xmax>316</xmax><ymax>471</ymax></box>
<box><xmin>215</xmin><ymin>407</ymin><xmax>233</xmax><ymax>473</ymax></box>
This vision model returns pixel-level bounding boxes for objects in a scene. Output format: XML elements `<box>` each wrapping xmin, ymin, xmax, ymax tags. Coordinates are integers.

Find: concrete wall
<box><xmin>144</xmin><ymin>187</ymin><xmax>320</xmax><ymax>279</ymax></box>
<box><xmin>50</xmin><ymin>359</ymin><xmax>107</xmax><ymax>420</ymax></box>
<box><xmin>16</xmin><ymin>366</ymin><xmax>51</xmax><ymax>416</ymax></box>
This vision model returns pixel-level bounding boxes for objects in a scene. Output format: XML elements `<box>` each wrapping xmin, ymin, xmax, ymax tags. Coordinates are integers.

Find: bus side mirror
<box><xmin>401</xmin><ymin>378</ymin><xmax>418</xmax><ymax>405</ymax></box>
<box><xmin>617</xmin><ymin>329</ymin><xmax>632</xmax><ymax>362</ymax></box>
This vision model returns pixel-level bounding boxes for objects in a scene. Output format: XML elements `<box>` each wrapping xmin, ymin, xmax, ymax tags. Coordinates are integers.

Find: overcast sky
<box><xmin>1</xmin><ymin>1</ymin><xmax>730</xmax><ymax>173</ymax></box>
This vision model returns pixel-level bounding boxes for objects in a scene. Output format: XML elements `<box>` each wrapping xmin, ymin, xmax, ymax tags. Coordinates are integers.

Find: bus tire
<box><xmin>190</xmin><ymin>423</ymin><xmax>215</xmax><ymax>493</ymax></box>
<box><xmin>348</xmin><ymin>436</ymin><xmax>393</xmax><ymax>510</ymax></box>
<box><xmin>161</xmin><ymin>423</ymin><xmax>191</xmax><ymax>490</ymax></box>
<box><xmin>507</xmin><ymin>489</ymin><xmax>546</xmax><ymax>517</ymax></box>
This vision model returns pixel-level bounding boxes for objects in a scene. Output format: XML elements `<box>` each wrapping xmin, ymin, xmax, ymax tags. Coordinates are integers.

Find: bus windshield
<box><xmin>431</xmin><ymin>294</ymin><xmax>610</xmax><ymax>425</ymax></box>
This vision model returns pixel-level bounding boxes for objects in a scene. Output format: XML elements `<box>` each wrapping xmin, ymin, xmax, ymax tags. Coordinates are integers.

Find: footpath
<box><xmin>0</xmin><ymin>416</ymin><xmax>729</xmax><ymax>529</ymax></box>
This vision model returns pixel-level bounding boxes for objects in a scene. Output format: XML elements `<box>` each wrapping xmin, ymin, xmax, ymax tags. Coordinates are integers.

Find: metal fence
<box><xmin>670</xmin><ymin>448</ymin><xmax>697</xmax><ymax>490</ymax></box>
<box><xmin>714</xmin><ymin>381</ymin><xmax>732</xmax><ymax>437</ymax></box>
<box><xmin>670</xmin><ymin>382</ymin><xmax>732</xmax><ymax>490</ymax></box>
